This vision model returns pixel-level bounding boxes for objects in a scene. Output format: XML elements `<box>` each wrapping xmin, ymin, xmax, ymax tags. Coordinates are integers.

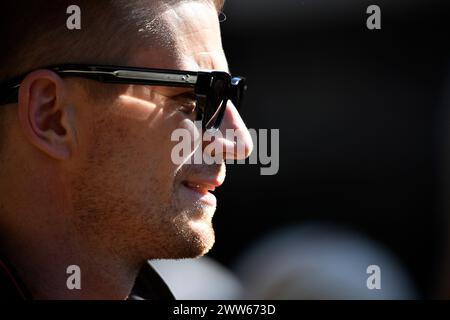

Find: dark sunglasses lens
<box><xmin>204</xmin><ymin>78</ymin><xmax>228</xmax><ymax>131</ymax></box>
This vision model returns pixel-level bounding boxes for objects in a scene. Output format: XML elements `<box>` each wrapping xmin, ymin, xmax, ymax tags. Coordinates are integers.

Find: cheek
<box><xmin>88</xmin><ymin>95</ymin><xmax>200</xmax><ymax>199</ymax></box>
<box><xmin>167</xmin><ymin>116</ymin><xmax>204</xmax><ymax>172</ymax></box>
<box><xmin>105</xmin><ymin>102</ymin><xmax>189</xmax><ymax>191</ymax></box>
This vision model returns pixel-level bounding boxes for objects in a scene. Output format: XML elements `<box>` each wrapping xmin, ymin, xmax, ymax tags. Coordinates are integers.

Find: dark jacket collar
<box><xmin>129</xmin><ymin>260</ymin><xmax>175</xmax><ymax>300</ymax></box>
<box><xmin>0</xmin><ymin>258</ymin><xmax>174</xmax><ymax>300</ymax></box>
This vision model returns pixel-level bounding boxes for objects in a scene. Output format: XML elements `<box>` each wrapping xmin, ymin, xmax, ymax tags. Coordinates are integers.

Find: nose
<box><xmin>203</xmin><ymin>101</ymin><xmax>253</xmax><ymax>161</ymax></box>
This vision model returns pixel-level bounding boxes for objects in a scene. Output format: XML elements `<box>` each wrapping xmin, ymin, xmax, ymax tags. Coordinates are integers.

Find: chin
<box><xmin>174</xmin><ymin>204</ymin><xmax>217</xmax><ymax>258</ymax></box>
<box><xmin>188</xmin><ymin>220</ymin><xmax>216</xmax><ymax>255</ymax></box>
<box><xmin>144</xmin><ymin>204</ymin><xmax>216</xmax><ymax>260</ymax></box>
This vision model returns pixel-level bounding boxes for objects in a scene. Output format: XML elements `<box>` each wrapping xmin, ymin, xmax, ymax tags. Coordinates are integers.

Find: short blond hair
<box><xmin>0</xmin><ymin>0</ymin><xmax>227</xmax><ymax>154</ymax></box>
<box><xmin>0</xmin><ymin>0</ymin><xmax>227</xmax><ymax>82</ymax></box>
<box><xmin>213</xmin><ymin>0</ymin><xmax>225</xmax><ymax>11</ymax></box>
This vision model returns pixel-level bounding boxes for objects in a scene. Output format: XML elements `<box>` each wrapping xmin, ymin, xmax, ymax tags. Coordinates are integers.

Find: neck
<box><xmin>0</xmin><ymin>173</ymin><xmax>141</xmax><ymax>299</ymax></box>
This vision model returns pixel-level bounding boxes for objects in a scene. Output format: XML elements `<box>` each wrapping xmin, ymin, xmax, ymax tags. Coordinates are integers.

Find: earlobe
<box><xmin>17</xmin><ymin>70</ymin><xmax>72</xmax><ymax>160</ymax></box>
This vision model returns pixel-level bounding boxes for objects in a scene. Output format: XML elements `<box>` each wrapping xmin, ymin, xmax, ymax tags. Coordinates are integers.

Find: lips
<box><xmin>183</xmin><ymin>182</ymin><xmax>215</xmax><ymax>194</ymax></box>
<box><xmin>182</xmin><ymin>179</ymin><xmax>222</xmax><ymax>194</ymax></box>
<box><xmin>181</xmin><ymin>177</ymin><xmax>224</xmax><ymax>207</ymax></box>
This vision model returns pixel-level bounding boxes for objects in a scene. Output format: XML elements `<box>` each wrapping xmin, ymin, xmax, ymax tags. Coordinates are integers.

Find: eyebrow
<box><xmin>173</xmin><ymin>91</ymin><xmax>197</xmax><ymax>105</ymax></box>
<box><xmin>178</xmin><ymin>90</ymin><xmax>196</xmax><ymax>99</ymax></box>
<box><xmin>154</xmin><ymin>86</ymin><xmax>194</xmax><ymax>96</ymax></box>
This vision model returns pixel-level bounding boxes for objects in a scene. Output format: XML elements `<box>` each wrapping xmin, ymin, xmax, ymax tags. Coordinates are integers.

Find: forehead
<box><xmin>131</xmin><ymin>1</ymin><xmax>228</xmax><ymax>73</ymax></box>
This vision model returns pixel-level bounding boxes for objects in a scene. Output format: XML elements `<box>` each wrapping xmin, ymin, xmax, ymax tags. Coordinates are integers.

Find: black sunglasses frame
<box><xmin>0</xmin><ymin>64</ymin><xmax>246</xmax><ymax>131</ymax></box>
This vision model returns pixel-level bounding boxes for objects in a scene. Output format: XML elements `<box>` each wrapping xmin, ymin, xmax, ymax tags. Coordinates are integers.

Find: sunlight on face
<box><xmin>72</xmin><ymin>1</ymin><xmax>227</xmax><ymax>260</ymax></box>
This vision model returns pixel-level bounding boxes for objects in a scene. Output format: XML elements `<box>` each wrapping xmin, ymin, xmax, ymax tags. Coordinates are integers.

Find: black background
<box><xmin>208</xmin><ymin>0</ymin><xmax>450</xmax><ymax>298</ymax></box>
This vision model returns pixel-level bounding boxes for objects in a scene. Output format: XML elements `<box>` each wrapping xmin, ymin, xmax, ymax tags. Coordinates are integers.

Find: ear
<box><xmin>17</xmin><ymin>70</ymin><xmax>75</xmax><ymax>160</ymax></box>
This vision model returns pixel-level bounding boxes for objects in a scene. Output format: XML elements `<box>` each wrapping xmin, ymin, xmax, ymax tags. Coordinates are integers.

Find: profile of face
<box><xmin>62</xmin><ymin>1</ymin><xmax>253</xmax><ymax>261</ymax></box>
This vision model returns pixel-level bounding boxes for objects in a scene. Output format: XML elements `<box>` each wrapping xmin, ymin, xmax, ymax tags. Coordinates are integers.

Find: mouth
<box><xmin>181</xmin><ymin>179</ymin><xmax>223</xmax><ymax>207</ymax></box>
<box><xmin>183</xmin><ymin>181</ymin><xmax>217</xmax><ymax>194</ymax></box>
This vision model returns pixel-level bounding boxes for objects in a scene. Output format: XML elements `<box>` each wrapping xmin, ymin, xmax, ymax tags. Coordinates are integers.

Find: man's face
<box><xmin>69</xmin><ymin>1</ymin><xmax>252</xmax><ymax>261</ymax></box>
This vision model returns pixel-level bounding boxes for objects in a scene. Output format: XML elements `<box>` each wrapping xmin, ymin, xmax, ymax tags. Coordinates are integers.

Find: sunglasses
<box><xmin>0</xmin><ymin>64</ymin><xmax>247</xmax><ymax>131</ymax></box>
